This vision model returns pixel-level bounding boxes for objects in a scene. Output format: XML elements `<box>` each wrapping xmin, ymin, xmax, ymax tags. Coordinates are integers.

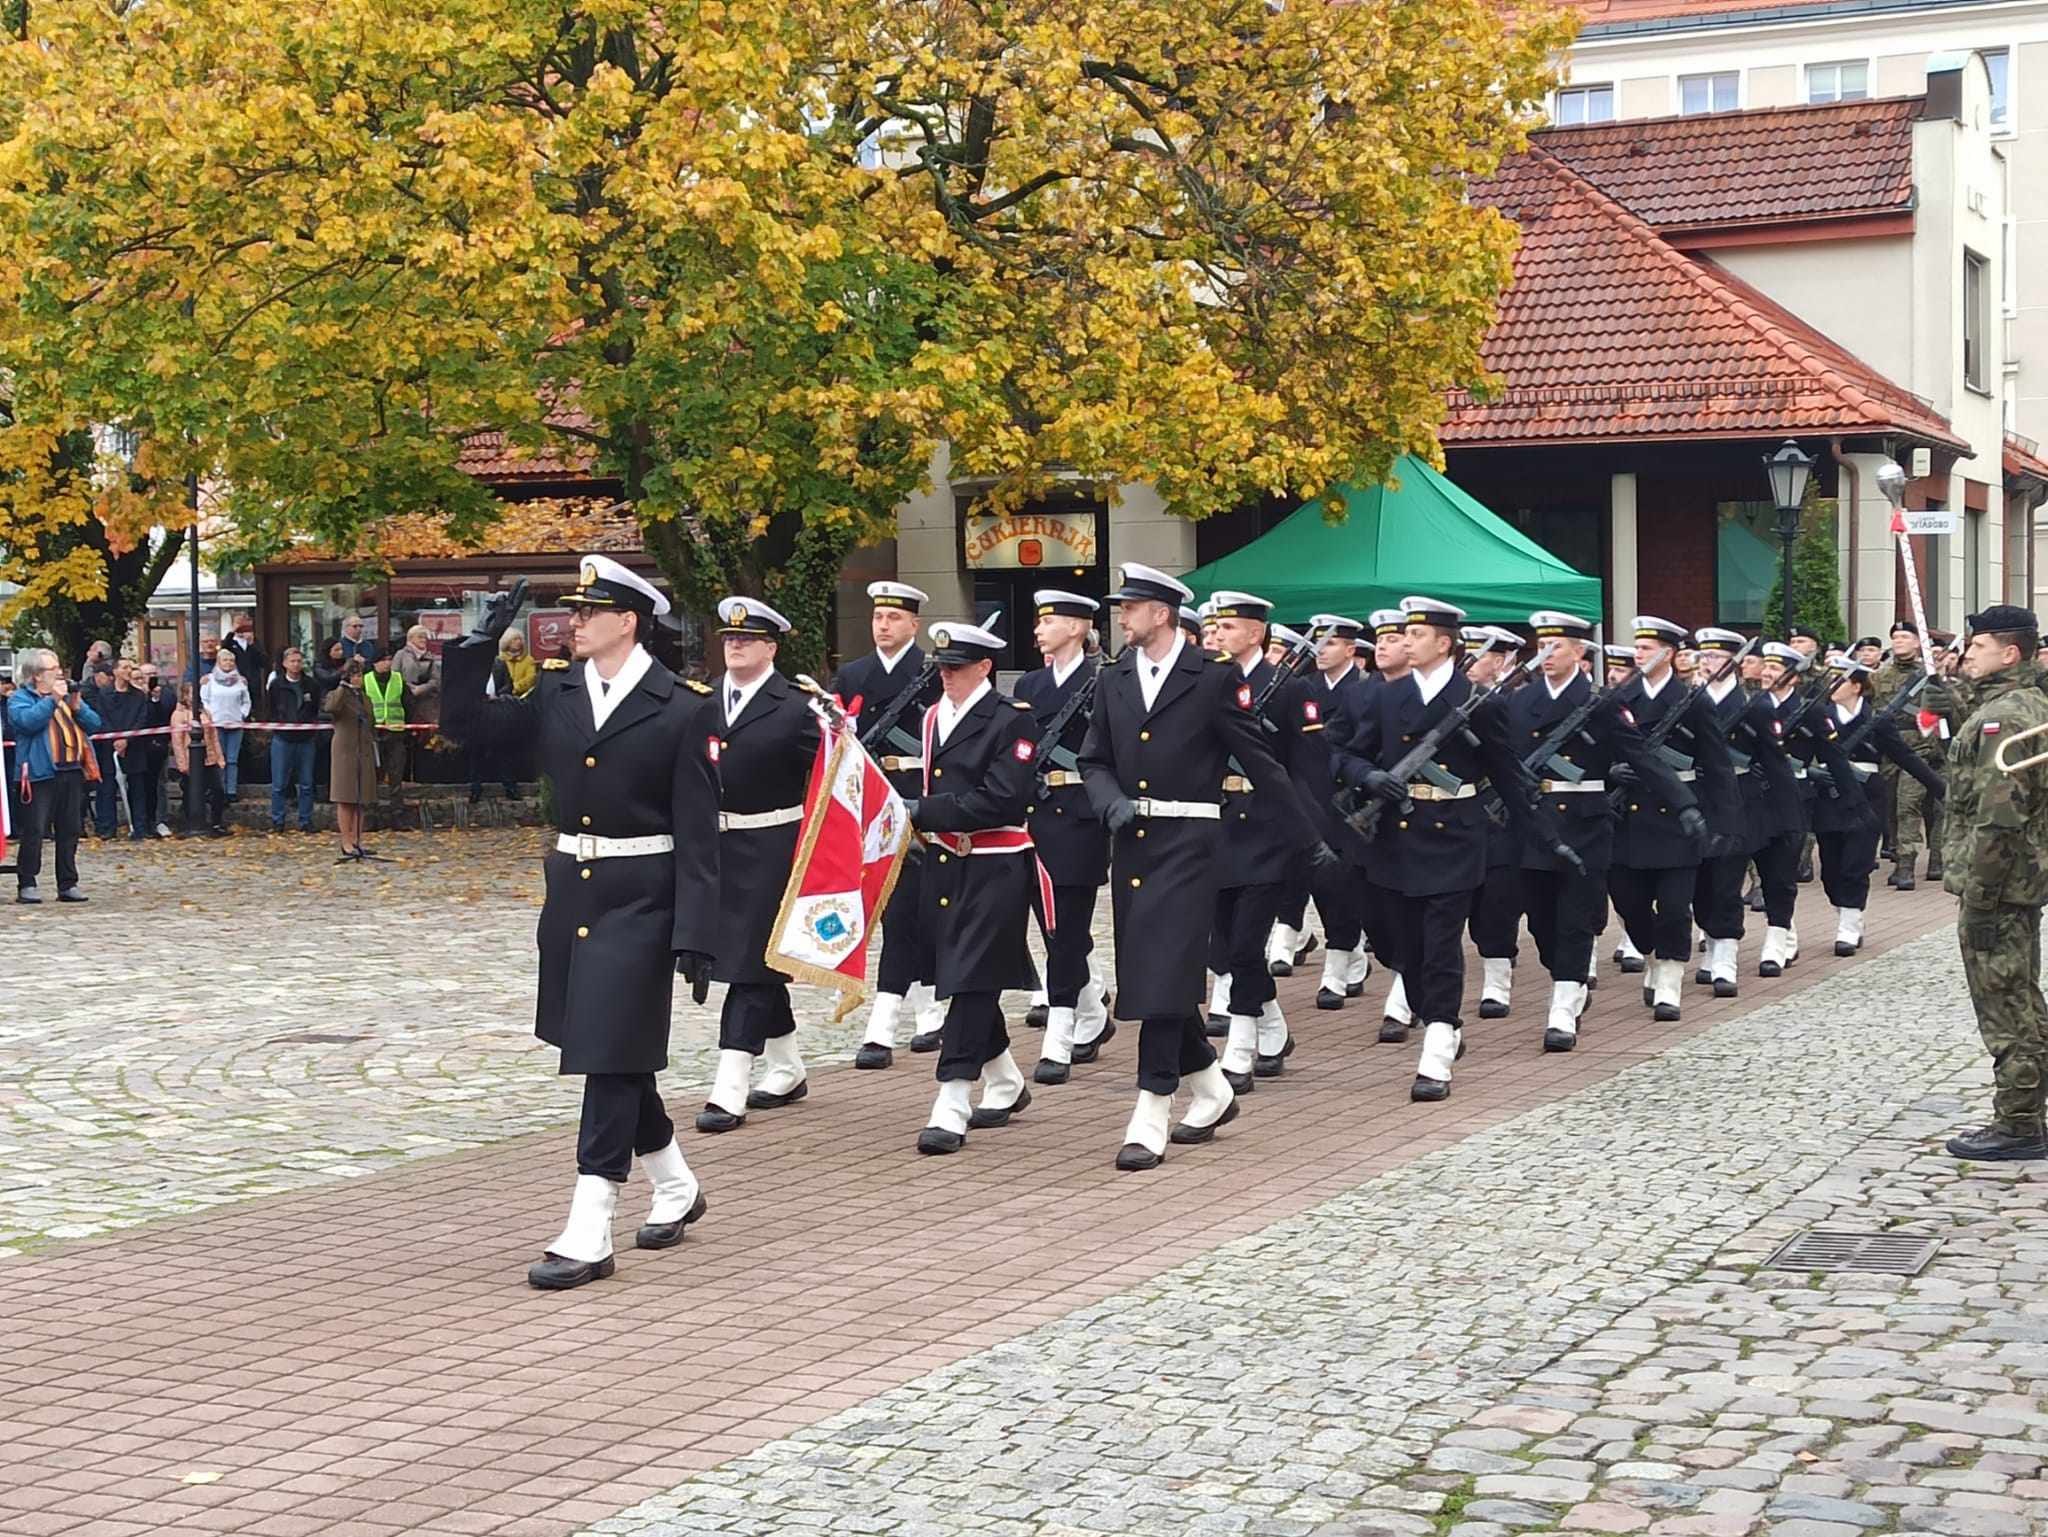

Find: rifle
<box><xmin>1605</xmin><ymin>632</ymin><xmax>1761</xmax><ymax>815</ymax></box>
<box><xmin>1836</xmin><ymin>641</ymin><xmax>1962</xmax><ymax>759</ymax></box>
<box><xmin>854</xmin><ymin>654</ymin><xmax>938</xmax><ymax>763</ymax></box>
<box><xmin>1342</xmin><ymin>648</ymin><xmax>1548</xmax><ymax>841</ymax></box>
<box><xmin>1033</xmin><ymin>659</ymin><xmax>1101</xmax><ymax>796</ymax></box>
<box><xmin>1249</xmin><ymin>629</ymin><xmax>1318</xmax><ymax>733</ymax></box>
<box><xmin>1520</xmin><ymin>681</ymin><xmax>1609</xmax><ymax>784</ymax></box>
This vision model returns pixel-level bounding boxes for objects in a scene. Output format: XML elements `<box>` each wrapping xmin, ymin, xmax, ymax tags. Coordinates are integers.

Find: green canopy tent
<box><xmin>1180</xmin><ymin>455</ymin><xmax>1601</xmax><ymax>625</ymax></box>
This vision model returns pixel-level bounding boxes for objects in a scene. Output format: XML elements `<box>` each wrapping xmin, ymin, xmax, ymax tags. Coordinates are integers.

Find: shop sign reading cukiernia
<box><xmin>962</xmin><ymin>511</ymin><xmax>1099</xmax><ymax>570</ymax></box>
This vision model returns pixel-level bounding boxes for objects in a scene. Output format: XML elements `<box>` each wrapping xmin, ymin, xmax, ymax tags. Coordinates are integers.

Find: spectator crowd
<box><xmin>3</xmin><ymin>614</ymin><xmax>534</xmax><ymax>904</ymax></box>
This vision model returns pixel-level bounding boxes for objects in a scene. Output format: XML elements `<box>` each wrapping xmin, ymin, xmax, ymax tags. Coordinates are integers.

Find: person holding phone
<box><xmin>323</xmin><ymin>657</ymin><xmax>377</xmax><ymax>860</ymax></box>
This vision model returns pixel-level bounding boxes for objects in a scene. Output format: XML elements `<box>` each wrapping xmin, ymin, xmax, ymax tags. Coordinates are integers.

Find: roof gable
<box><xmin>1445</xmin><ymin>149</ymin><xmax>1963</xmax><ymax>450</ymax></box>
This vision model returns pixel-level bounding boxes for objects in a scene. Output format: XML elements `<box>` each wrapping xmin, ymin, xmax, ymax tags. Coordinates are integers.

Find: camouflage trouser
<box><xmin>1894</xmin><ymin>755</ymin><xmax>1943</xmax><ymax>862</ymax></box>
<box><xmin>1957</xmin><ymin>902</ymin><xmax>2048</xmax><ymax>1135</ymax></box>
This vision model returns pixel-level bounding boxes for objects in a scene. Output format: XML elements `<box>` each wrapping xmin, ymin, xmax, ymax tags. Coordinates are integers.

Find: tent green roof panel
<box><xmin>1181</xmin><ymin>455</ymin><xmax>1601</xmax><ymax>625</ymax></box>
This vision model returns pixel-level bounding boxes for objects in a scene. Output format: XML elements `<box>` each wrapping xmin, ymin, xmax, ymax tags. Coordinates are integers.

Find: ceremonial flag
<box><xmin>764</xmin><ymin>702</ymin><xmax>914</xmax><ymax>1019</ymax></box>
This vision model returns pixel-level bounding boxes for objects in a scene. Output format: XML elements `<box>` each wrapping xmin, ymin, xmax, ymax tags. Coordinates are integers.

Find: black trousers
<box><xmin>1359</xmin><ymin>879</ymin><xmax>1400</xmax><ymax>964</ymax></box>
<box><xmin>1380</xmin><ymin>888</ymin><xmax>1473</xmax><ymax>1026</ymax></box>
<box><xmin>938</xmin><ymin>990</ymin><xmax>1009</xmax><ymax>1082</ymax></box>
<box><xmin>1215</xmin><ymin>883</ymin><xmax>1284</xmax><ymax>1016</ymax></box>
<box><xmin>1754</xmin><ymin>831</ymin><xmax>1800</xmax><ymax>928</ymax></box>
<box><xmin>1609</xmin><ymin>863</ymin><xmax>1694</xmax><ymax>960</ymax></box>
<box><xmin>718</xmin><ymin>981</ymin><xmax>796</xmax><ymax>1053</ymax></box>
<box><xmin>1467</xmin><ymin>867</ymin><xmax>1521</xmax><ymax>960</ymax></box>
<box><xmin>1694</xmin><ymin>851</ymin><xmax>1749</xmax><ymax>940</ymax></box>
<box><xmin>577</xmin><ymin>1072</ymin><xmax>674</xmax><ymax>1182</ymax></box>
<box><xmin>875</xmin><ymin>855</ymin><xmax>929</xmax><ymax>996</ymax></box>
<box><xmin>1818</xmin><ymin>827</ymin><xmax>1880</xmax><ymax>911</ymax></box>
<box><xmin>92</xmin><ymin>744</ymin><xmax>122</xmax><ymax>833</ymax></box>
<box><xmin>1307</xmin><ymin>861</ymin><xmax>1364</xmax><ymax>953</ymax></box>
<box><xmin>1276</xmin><ymin>869</ymin><xmax>1311</xmax><ymax>931</ymax></box>
<box><xmin>1137</xmin><ymin>1015</ymin><xmax>1217</xmax><ymax>1095</ymax></box>
<box><xmin>1519</xmin><ymin>866</ymin><xmax>1607</xmax><ymax>985</ymax></box>
<box><xmin>1031</xmin><ymin>882</ymin><xmax>1098</xmax><ymax>1008</ymax></box>
<box><xmin>15</xmin><ymin>770</ymin><xmax>85</xmax><ymax>892</ymax></box>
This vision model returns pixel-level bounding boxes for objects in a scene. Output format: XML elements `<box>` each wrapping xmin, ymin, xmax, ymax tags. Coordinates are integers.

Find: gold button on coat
<box><xmin>580</xmin><ymin>815</ymin><xmax>592</xmax><ymax>827</ymax></box>
<box><xmin>576</xmin><ymin>926</ymin><xmax>589</xmax><ymax>937</ymax></box>
<box><xmin>580</xmin><ymin>869</ymin><xmax>591</xmax><ymax>880</ymax></box>
<box><xmin>584</xmin><ymin>755</ymin><xmax>597</xmax><ymax>768</ymax></box>
<box><xmin>939</xmin><ymin>897</ymin><xmax>950</xmax><ymax>907</ymax></box>
<box><xmin>1130</xmin><ymin>877</ymin><xmax>1142</xmax><ymax>888</ymax></box>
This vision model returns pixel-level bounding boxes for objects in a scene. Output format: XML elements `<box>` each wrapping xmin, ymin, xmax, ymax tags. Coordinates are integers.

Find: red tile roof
<box><xmin>2007</xmin><ymin>433</ymin><xmax>2048</xmax><ymax>488</ymax></box>
<box><xmin>1444</xmin><ymin>149</ymin><xmax>1965</xmax><ymax>451</ymax></box>
<box><xmin>1534</xmin><ymin>98</ymin><xmax>1919</xmax><ymax>232</ymax></box>
<box><xmin>455</xmin><ymin>406</ymin><xmax>605</xmax><ymax>485</ymax></box>
<box><xmin>1576</xmin><ymin>0</ymin><xmax>1831</xmax><ymax>29</ymax></box>
<box><xmin>267</xmin><ymin>498</ymin><xmax>641</xmax><ymax>565</ymax></box>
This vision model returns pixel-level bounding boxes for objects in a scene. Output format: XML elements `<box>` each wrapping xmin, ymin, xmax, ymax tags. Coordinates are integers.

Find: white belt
<box><xmin>1041</xmin><ymin>770</ymin><xmax>1083</xmax><ymax>788</ymax></box>
<box><xmin>879</xmin><ymin>755</ymin><xmax>923</xmax><ymax>771</ymax></box>
<box><xmin>1407</xmin><ymin>782</ymin><xmax>1478</xmax><ymax>802</ymax></box>
<box><xmin>1135</xmin><ymin>797</ymin><xmax>1221</xmax><ymax>820</ymax></box>
<box><xmin>556</xmin><ymin>833</ymin><xmax>676</xmax><ymax>861</ymax></box>
<box><xmin>1851</xmin><ymin>761</ymin><xmax>1878</xmax><ymax>779</ymax></box>
<box><xmin>1674</xmin><ymin>769</ymin><xmax>1698</xmax><ymax>782</ymax></box>
<box><xmin>1221</xmin><ymin>774</ymin><xmax>1254</xmax><ymax>793</ymax></box>
<box><xmin>720</xmin><ymin>805</ymin><xmax>804</xmax><ymax>832</ymax></box>
<box><xmin>1540</xmin><ymin>779</ymin><xmax>1605</xmax><ymax>793</ymax></box>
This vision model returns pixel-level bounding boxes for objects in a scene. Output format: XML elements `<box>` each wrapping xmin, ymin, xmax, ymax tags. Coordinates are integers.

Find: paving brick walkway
<box><xmin>0</xmin><ymin>830</ymin><xmax>1963</xmax><ymax>1537</ymax></box>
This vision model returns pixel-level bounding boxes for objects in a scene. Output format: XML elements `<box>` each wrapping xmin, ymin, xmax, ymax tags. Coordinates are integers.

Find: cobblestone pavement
<box><xmin>582</xmin><ymin>924</ymin><xmax>2046</xmax><ymax>1537</ymax></box>
<box><xmin>0</xmin><ymin>830</ymin><xmax>1111</xmax><ymax>1255</ymax></box>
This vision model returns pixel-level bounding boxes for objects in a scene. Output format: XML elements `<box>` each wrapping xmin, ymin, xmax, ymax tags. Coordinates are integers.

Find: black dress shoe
<box><xmin>1344</xmin><ymin>980</ymin><xmax>1365</xmax><ymax>998</ymax></box>
<box><xmin>1114</xmin><ymin>1142</ymin><xmax>1163</xmax><ymax>1171</ymax></box>
<box><xmin>528</xmin><ymin>1252</ymin><xmax>615</xmax><ymax>1290</ymax></box>
<box><xmin>1033</xmin><ymin>1058</ymin><xmax>1070</xmax><ymax>1086</ymax></box>
<box><xmin>1924</xmin><ymin>857</ymin><xmax>1943</xmax><ymax>882</ymax></box>
<box><xmin>1170</xmin><ymin>1098</ymin><xmax>1240</xmax><ymax>1145</ymax></box>
<box><xmin>1642</xmin><ymin>983</ymin><xmax>1654</xmax><ymax>1007</ymax></box>
<box><xmin>968</xmin><ymin>1086</ymin><xmax>1030</xmax><ymax>1129</ymax></box>
<box><xmin>917</xmin><ymin>1127</ymin><xmax>965</xmax><ymax>1155</ymax></box>
<box><xmin>1694</xmin><ymin>966</ymin><xmax>1711</xmax><ymax>985</ymax></box>
<box><xmin>1316</xmin><ymin>987</ymin><xmax>1346</xmax><ymax>1010</ymax></box>
<box><xmin>1267</xmin><ymin>956</ymin><xmax>1292</xmax><ymax>978</ymax></box>
<box><xmin>1410</xmin><ymin>1075</ymin><xmax>1450</xmax><ymax>1103</ymax></box>
<box><xmin>1585</xmin><ymin>974</ymin><xmax>1598</xmax><ymax>991</ymax></box>
<box><xmin>15</xmin><ymin>888</ymin><xmax>40</xmax><ymax>905</ymax></box>
<box><xmin>635</xmin><ymin>1190</ymin><xmax>709</xmax><ymax>1250</ymax></box>
<box><xmin>1714</xmin><ymin>978</ymin><xmax>1738</xmax><ymax>998</ymax></box>
<box><xmin>1478</xmin><ymin>998</ymin><xmax>1508</xmax><ymax>1019</ymax></box>
<box><xmin>853</xmin><ymin>1044</ymin><xmax>893</xmax><ymax>1070</ymax></box>
<box><xmin>1025</xmin><ymin>1003</ymin><xmax>1049</xmax><ymax>1029</ymax></box>
<box><xmin>1653</xmin><ymin>1001</ymin><xmax>1680</xmax><ymax>1023</ymax></box>
<box><xmin>746</xmin><ymin>1078</ymin><xmax>808</xmax><ymax>1110</ymax></box>
<box><xmin>908</xmin><ymin>1030</ymin><xmax>943</xmax><ymax>1053</ymax></box>
<box><xmin>1071</xmin><ymin>1021</ymin><xmax>1115</xmax><ymax>1063</ymax></box>
<box><xmin>1378</xmin><ymin>1018</ymin><xmax>1409</xmax><ymax>1044</ymax></box>
<box><xmin>1617</xmin><ymin>954</ymin><xmax>1646</xmax><ymax>974</ymax></box>
<box><xmin>1205</xmin><ymin>1013</ymin><xmax>1229</xmax><ymax>1038</ymax></box>
<box><xmin>1758</xmin><ymin>959</ymin><xmax>1782</xmax><ymax>978</ymax></box>
<box><xmin>694</xmin><ymin>1105</ymin><xmax>746</xmax><ymax>1133</ymax></box>
<box><xmin>1895</xmin><ymin>871</ymin><xmax>1916</xmax><ymax>891</ymax></box>
<box><xmin>1834</xmin><ymin>940</ymin><xmax>1860</xmax><ymax>957</ymax></box>
<box><xmin>1222</xmin><ymin>1067</ymin><xmax>1255</xmax><ymax>1095</ymax></box>
<box><xmin>1542</xmin><ymin>1025</ymin><xmax>1577</xmax><ymax>1052</ymax></box>
<box><xmin>1295</xmin><ymin>935</ymin><xmax>1320</xmax><ymax>964</ymax></box>
<box><xmin>1253</xmin><ymin>1036</ymin><xmax>1296</xmax><ymax>1078</ymax></box>
<box><xmin>57</xmin><ymin>888</ymin><xmax>87</xmax><ymax>903</ymax></box>
<box><xmin>1945</xmin><ymin>1124</ymin><xmax>2047</xmax><ymax>1161</ymax></box>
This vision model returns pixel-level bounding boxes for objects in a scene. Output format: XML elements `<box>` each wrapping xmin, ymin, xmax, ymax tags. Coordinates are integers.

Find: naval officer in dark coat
<box><xmin>697</xmin><ymin>596</ymin><xmax>825</xmax><ymax>1133</ymax></box>
<box><xmin>1281</xmin><ymin>615</ymin><xmax>1374</xmax><ymax>1011</ymax></box>
<box><xmin>441</xmin><ymin>557</ymin><xmax>722</xmax><ymax>1291</ymax></box>
<box><xmin>1078</xmin><ymin>563</ymin><xmax>1320</xmax><ymax>1170</ymax></box>
<box><xmin>830</xmin><ymin>581</ymin><xmax>940</xmax><ymax>1067</ymax></box>
<box><xmin>1015</xmin><ymin>590</ymin><xmax>1111</xmax><ymax>1085</ymax></box>
<box><xmin>900</xmin><ymin>622</ymin><xmax>1045</xmax><ymax>1153</ymax></box>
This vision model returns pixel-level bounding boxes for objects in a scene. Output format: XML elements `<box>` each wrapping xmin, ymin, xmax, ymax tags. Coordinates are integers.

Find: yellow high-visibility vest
<box><xmin>363</xmin><ymin>670</ymin><xmax>405</xmax><ymax>727</ymax></box>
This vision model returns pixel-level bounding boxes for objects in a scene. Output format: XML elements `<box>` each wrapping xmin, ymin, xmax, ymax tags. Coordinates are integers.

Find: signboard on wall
<box><xmin>415</xmin><ymin>611</ymin><xmax>464</xmax><ymax>654</ymax></box>
<box><xmin>963</xmin><ymin>511</ymin><xmax>1100</xmax><ymax>570</ymax></box>
<box><xmin>528</xmin><ymin>609</ymin><xmax>574</xmax><ymax>660</ymax></box>
<box><xmin>1900</xmin><ymin>507</ymin><xmax>1960</xmax><ymax>536</ymax></box>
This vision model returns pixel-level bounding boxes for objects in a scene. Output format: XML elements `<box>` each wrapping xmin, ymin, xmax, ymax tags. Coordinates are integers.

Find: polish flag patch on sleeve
<box><xmin>1619</xmin><ymin>707</ymin><xmax>1635</xmax><ymax>727</ymax></box>
<box><xmin>1983</xmin><ymin>720</ymin><xmax>2002</xmax><ymax>736</ymax></box>
<box><xmin>1014</xmin><ymin>738</ymin><xmax>1037</xmax><ymax>762</ymax></box>
<box><xmin>1236</xmin><ymin>683</ymin><xmax>1253</xmax><ymax>710</ymax></box>
<box><xmin>1303</xmin><ymin>700</ymin><xmax>1320</xmax><ymax>722</ymax></box>
<box><xmin>708</xmin><ymin>737</ymin><xmax>723</xmax><ymax>762</ymax></box>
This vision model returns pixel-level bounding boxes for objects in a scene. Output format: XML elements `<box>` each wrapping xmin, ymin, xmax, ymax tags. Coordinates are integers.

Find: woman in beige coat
<box><xmin>324</xmin><ymin>658</ymin><xmax>378</xmax><ymax>861</ymax></box>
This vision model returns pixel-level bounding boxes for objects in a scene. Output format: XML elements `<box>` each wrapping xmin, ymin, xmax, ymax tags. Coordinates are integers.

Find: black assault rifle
<box><xmin>855</xmin><ymin>654</ymin><xmax>939</xmax><ymax>764</ymax></box>
<box><xmin>1033</xmin><ymin>659</ymin><xmax>1101</xmax><ymax>797</ymax></box>
<box><xmin>1520</xmin><ymin>682</ymin><xmax>1609</xmax><ymax>783</ymax></box>
<box><xmin>1836</xmin><ymin>644</ymin><xmax>1960</xmax><ymax>759</ymax></box>
<box><xmin>1605</xmin><ymin>632</ymin><xmax>1761</xmax><ymax>815</ymax></box>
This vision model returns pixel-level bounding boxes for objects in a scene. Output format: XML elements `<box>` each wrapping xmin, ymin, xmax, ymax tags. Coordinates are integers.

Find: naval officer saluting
<box><xmin>441</xmin><ymin>558</ymin><xmax>722</xmax><ymax>1291</ymax></box>
<box><xmin>697</xmin><ymin>596</ymin><xmax>825</xmax><ymax>1132</ymax></box>
<box><xmin>1078</xmin><ymin>563</ymin><xmax>1320</xmax><ymax>1169</ymax></box>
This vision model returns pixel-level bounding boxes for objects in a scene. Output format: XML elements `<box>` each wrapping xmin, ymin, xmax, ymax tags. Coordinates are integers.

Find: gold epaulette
<box><xmin>1009</xmin><ymin>698</ymin><xmax>1032</xmax><ymax>710</ymax></box>
<box><xmin>1211</xmin><ymin>652</ymin><xmax>1232</xmax><ymax>662</ymax></box>
<box><xmin>542</xmin><ymin>657</ymin><xmax>570</xmax><ymax>670</ymax></box>
<box><xmin>684</xmin><ymin>679</ymin><xmax>713</xmax><ymax>694</ymax></box>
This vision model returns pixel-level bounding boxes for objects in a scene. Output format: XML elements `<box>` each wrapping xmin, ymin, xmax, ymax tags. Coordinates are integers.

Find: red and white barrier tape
<box><xmin>77</xmin><ymin>721</ymin><xmax>443</xmax><ymax>743</ymax></box>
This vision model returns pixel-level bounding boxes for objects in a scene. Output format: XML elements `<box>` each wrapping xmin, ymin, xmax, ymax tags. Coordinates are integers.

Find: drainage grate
<box><xmin>1760</xmin><ymin>1230</ymin><xmax>1941</xmax><ymax>1276</ymax></box>
<box><xmin>271</xmin><ymin>1032</ymin><xmax>371</xmax><ymax>1045</ymax></box>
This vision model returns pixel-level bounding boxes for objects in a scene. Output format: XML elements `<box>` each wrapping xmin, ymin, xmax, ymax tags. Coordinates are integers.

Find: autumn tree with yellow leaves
<box><xmin>0</xmin><ymin>0</ymin><xmax>1570</xmax><ymax>668</ymax></box>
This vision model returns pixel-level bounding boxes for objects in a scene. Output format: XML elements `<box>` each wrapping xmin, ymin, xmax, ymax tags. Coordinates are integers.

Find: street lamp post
<box><xmin>1764</xmin><ymin>440</ymin><xmax>1816</xmax><ymax>641</ymax></box>
<box><xmin>183</xmin><ymin>473</ymin><xmax>205</xmax><ymax>836</ymax></box>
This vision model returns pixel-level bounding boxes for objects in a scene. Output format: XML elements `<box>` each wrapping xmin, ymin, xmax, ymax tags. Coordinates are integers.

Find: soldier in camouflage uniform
<box><xmin>1941</xmin><ymin>604</ymin><xmax>2048</xmax><ymax>1162</ymax></box>
<box><xmin>1874</xmin><ymin>622</ymin><xmax>1952</xmax><ymax>890</ymax></box>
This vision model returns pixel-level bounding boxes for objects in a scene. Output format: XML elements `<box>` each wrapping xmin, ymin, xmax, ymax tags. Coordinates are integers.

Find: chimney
<box><xmin>1921</xmin><ymin>52</ymin><xmax>1967</xmax><ymax>121</ymax></box>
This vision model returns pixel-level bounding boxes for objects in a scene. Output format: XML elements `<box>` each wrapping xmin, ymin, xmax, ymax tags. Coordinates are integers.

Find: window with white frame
<box><xmin>1554</xmin><ymin>85</ymin><xmax>1615</xmax><ymax>126</ymax></box>
<box><xmin>1679</xmin><ymin>72</ymin><xmax>1739</xmax><ymax>115</ymax></box>
<box><xmin>1982</xmin><ymin>48</ymin><xmax>2010</xmax><ymax>129</ymax></box>
<box><xmin>1806</xmin><ymin>61</ymin><xmax>1869</xmax><ymax>104</ymax></box>
<box><xmin>1964</xmin><ymin>249</ymin><xmax>1989</xmax><ymax>394</ymax></box>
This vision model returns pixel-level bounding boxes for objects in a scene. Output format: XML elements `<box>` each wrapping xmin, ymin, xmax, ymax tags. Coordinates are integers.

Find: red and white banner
<box><xmin>763</xmin><ymin>706</ymin><xmax>913</xmax><ymax>1019</ymax></box>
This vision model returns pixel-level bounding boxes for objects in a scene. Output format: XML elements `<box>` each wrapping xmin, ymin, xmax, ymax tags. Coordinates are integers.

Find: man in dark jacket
<box><xmin>443</xmin><ymin>558</ymin><xmax>722</xmax><ymax>1291</ymax></box>
<box><xmin>91</xmin><ymin>660</ymin><xmax>153</xmax><ymax>841</ymax></box>
<box><xmin>265</xmin><ymin>647</ymin><xmax>322</xmax><ymax>832</ymax></box>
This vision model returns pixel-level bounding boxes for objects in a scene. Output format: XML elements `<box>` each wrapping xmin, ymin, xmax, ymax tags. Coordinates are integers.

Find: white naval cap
<box><xmin>1309</xmin><ymin>613</ymin><xmax>1364</xmax><ymax>637</ymax></box>
<box><xmin>1208</xmin><ymin>590</ymin><xmax>1273</xmax><ymax>620</ymax></box>
<box><xmin>866</xmin><ymin>581</ymin><xmax>928</xmax><ymax>613</ymax></box>
<box><xmin>929</xmin><ymin>621</ymin><xmax>1006</xmax><ymax>665</ymax></box>
<box><xmin>1033</xmin><ymin>589</ymin><xmax>1100</xmax><ymax>619</ymax></box>
<box><xmin>569</xmin><ymin>554</ymin><xmax>670</xmax><ymax>617</ymax></box>
<box><xmin>1178</xmin><ymin>605</ymin><xmax>1205</xmax><ymax>635</ymax></box>
<box><xmin>1109</xmin><ymin>562</ymin><xmax>1193</xmax><ymax>606</ymax></box>
<box><xmin>1269</xmin><ymin>623</ymin><xmax>1306</xmax><ymax>649</ymax></box>
<box><xmin>1761</xmin><ymin>641</ymin><xmax>1810</xmax><ymax>669</ymax></box>
<box><xmin>1692</xmin><ymin>626</ymin><xmax>1746</xmax><ymax>653</ymax></box>
<box><xmin>716</xmin><ymin>595</ymin><xmax>792</xmax><ymax>636</ymax></box>
<box><xmin>1369</xmin><ymin>609</ymin><xmax>1407</xmax><ymax>636</ymax></box>
<box><xmin>1530</xmin><ymin>611</ymin><xmax>1594</xmax><ymax>641</ymax></box>
<box><xmin>1632</xmin><ymin>615</ymin><xmax>1687</xmax><ymax>645</ymax></box>
<box><xmin>1401</xmin><ymin>595</ymin><xmax>1466</xmax><ymax>628</ymax></box>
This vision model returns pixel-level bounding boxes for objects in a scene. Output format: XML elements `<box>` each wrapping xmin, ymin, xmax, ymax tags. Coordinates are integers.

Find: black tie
<box><xmin>729</xmin><ymin>688</ymin><xmax>741</xmax><ymax>717</ymax></box>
